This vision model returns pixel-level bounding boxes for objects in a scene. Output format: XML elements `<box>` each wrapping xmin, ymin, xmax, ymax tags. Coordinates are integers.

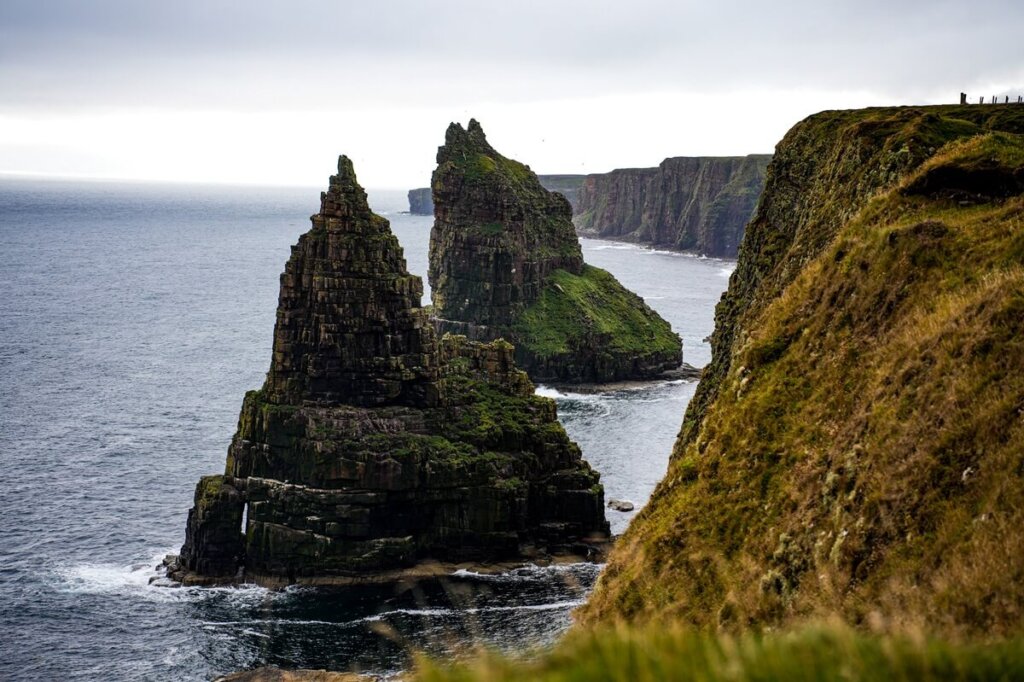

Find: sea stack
<box><xmin>171</xmin><ymin>156</ymin><xmax>608</xmax><ymax>586</ymax></box>
<box><xmin>429</xmin><ymin>120</ymin><xmax>682</xmax><ymax>383</ymax></box>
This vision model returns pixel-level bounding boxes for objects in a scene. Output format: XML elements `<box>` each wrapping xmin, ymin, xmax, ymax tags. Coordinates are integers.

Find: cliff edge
<box><xmin>428</xmin><ymin>120</ymin><xmax>682</xmax><ymax>383</ymax></box>
<box><xmin>574</xmin><ymin>155</ymin><xmax>770</xmax><ymax>258</ymax></box>
<box><xmin>171</xmin><ymin>156</ymin><xmax>608</xmax><ymax>586</ymax></box>
<box><xmin>580</xmin><ymin>105</ymin><xmax>1024</xmax><ymax>637</ymax></box>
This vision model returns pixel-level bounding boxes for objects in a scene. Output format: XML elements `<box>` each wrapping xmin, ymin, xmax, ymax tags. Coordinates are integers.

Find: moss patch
<box><xmin>513</xmin><ymin>264</ymin><xmax>680</xmax><ymax>359</ymax></box>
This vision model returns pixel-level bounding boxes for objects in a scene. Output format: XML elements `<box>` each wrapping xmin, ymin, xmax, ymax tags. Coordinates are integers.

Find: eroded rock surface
<box><xmin>173</xmin><ymin>156</ymin><xmax>608</xmax><ymax>585</ymax></box>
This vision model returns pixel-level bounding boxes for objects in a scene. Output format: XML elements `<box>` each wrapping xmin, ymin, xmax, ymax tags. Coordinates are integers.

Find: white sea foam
<box><xmin>52</xmin><ymin>549</ymin><xmax>274</xmax><ymax>604</ymax></box>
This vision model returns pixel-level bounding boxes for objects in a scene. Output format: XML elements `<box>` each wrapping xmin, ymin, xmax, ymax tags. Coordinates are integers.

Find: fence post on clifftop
<box><xmin>980</xmin><ymin>96</ymin><xmax>985</xmax><ymax>104</ymax></box>
<box><xmin>960</xmin><ymin>92</ymin><xmax>967</xmax><ymax>104</ymax></box>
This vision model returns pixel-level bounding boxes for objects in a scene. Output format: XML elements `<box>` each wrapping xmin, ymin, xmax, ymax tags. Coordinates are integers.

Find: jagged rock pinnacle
<box><xmin>173</xmin><ymin>156</ymin><xmax>610</xmax><ymax>584</ymax></box>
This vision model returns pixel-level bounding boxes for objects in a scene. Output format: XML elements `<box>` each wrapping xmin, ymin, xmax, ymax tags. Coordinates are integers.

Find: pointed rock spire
<box><xmin>265</xmin><ymin>155</ymin><xmax>438</xmax><ymax>407</ymax></box>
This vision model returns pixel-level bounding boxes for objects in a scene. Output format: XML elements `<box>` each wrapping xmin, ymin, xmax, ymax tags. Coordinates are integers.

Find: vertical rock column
<box><xmin>428</xmin><ymin>119</ymin><xmax>584</xmax><ymax>329</ymax></box>
<box><xmin>266</xmin><ymin>155</ymin><xmax>439</xmax><ymax>408</ymax></box>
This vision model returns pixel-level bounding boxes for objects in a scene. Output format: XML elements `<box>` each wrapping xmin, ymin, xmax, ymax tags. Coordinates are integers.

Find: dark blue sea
<box><xmin>0</xmin><ymin>176</ymin><xmax>732</xmax><ymax>680</ymax></box>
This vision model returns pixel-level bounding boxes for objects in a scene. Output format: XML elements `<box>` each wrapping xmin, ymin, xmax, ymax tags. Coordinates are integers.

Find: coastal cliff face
<box><xmin>428</xmin><ymin>120</ymin><xmax>682</xmax><ymax>383</ymax></box>
<box><xmin>173</xmin><ymin>156</ymin><xmax>608</xmax><ymax>585</ymax></box>
<box><xmin>574</xmin><ymin>155</ymin><xmax>770</xmax><ymax>257</ymax></box>
<box><xmin>409</xmin><ymin>175</ymin><xmax>586</xmax><ymax>215</ymax></box>
<box><xmin>580</xmin><ymin>105</ymin><xmax>1024</xmax><ymax>637</ymax></box>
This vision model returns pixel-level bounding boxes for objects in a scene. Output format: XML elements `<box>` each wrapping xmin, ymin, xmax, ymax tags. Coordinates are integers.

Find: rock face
<box><xmin>408</xmin><ymin>188</ymin><xmax>433</xmax><ymax>215</ymax></box>
<box><xmin>580</xmin><ymin>105</ymin><xmax>1024</xmax><ymax>637</ymax></box>
<box><xmin>574</xmin><ymin>155</ymin><xmax>771</xmax><ymax>257</ymax></box>
<box><xmin>428</xmin><ymin>120</ymin><xmax>682</xmax><ymax>383</ymax></box>
<box><xmin>173</xmin><ymin>156</ymin><xmax>608</xmax><ymax>585</ymax></box>
<box><xmin>409</xmin><ymin>175</ymin><xmax>586</xmax><ymax>215</ymax></box>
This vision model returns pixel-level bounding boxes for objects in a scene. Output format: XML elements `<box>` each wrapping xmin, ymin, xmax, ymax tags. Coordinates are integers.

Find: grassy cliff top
<box><xmin>578</xmin><ymin>106</ymin><xmax>1024</xmax><ymax>637</ymax></box>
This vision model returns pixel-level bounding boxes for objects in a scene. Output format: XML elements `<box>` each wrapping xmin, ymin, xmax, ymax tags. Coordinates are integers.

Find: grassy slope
<box><xmin>579</xmin><ymin>108</ymin><xmax>1024</xmax><ymax>636</ymax></box>
<box><xmin>416</xmin><ymin>623</ymin><xmax>1024</xmax><ymax>682</ymax></box>
<box><xmin>512</xmin><ymin>264</ymin><xmax>680</xmax><ymax>360</ymax></box>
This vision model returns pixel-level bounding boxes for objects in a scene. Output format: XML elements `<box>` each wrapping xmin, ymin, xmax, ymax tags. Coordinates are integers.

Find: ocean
<box><xmin>0</xmin><ymin>177</ymin><xmax>732</xmax><ymax>680</ymax></box>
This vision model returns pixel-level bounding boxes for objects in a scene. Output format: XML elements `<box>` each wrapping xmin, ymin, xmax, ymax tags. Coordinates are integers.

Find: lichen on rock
<box><xmin>173</xmin><ymin>155</ymin><xmax>608</xmax><ymax>586</ymax></box>
<box><xmin>428</xmin><ymin>119</ymin><xmax>682</xmax><ymax>383</ymax></box>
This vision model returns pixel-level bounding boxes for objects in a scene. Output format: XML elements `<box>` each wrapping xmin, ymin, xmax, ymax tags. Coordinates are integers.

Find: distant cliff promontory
<box><xmin>428</xmin><ymin>120</ymin><xmax>682</xmax><ymax>384</ymax></box>
<box><xmin>409</xmin><ymin>175</ymin><xmax>585</xmax><ymax>215</ymax></box>
<box><xmin>574</xmin><ymin>155</ymin><xmax>771</xmax><ymax>257</ymax></box>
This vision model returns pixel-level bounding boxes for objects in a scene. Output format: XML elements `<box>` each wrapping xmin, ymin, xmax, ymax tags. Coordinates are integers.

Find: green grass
<box><xmin>513</xmin><ymin>264</ymin><xmax>680</xmax><ymax>359</ymax></box>
<box><xmin>415</xmin><ymin>623</ymin><xmax>1024</xmax><ymax>682</ymax></box>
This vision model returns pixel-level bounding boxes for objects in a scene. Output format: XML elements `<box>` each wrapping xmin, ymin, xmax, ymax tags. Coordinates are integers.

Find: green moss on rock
<box><xmin>512</xmin><ymin>265</ymin><xmax>681</xmax><ymax>381</ymax></box>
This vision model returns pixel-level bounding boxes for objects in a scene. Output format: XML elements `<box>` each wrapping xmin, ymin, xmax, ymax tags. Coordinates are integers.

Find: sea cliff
<box><xmin>579</xmin><ymin>104</ymin><xmax>1024</xmax><ymax>635</ymax></box>
<box><xmin>428</xmin><ymin>120</ymin><xmax>682</xmax><ymax>384</ymax></box>
<box><xmin>170</xmin><ymin>156</ymin><xmax>608</xmax><ymax>586</ymax></box>
<box><xmin>574</xmin><ymin>155</ymin><xmax>770</xmax><ymax>257</ymax></box>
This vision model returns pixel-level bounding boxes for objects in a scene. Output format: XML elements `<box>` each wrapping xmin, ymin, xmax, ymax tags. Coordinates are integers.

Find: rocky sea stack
<box><xmin>171</xmin><ymin>156</ymin><xmax>608</xmax><ymax>586</ymax></box>
<box><xmin>428</xmin><ymin>120</ymin><xmax>682</xmax><ymax>383</ymax></box>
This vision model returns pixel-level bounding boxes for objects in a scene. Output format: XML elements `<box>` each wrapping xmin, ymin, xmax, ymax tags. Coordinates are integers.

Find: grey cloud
<box><xmin>1</xmin><ymin>0</ymin><xmax>1022</xmax><ymax>111</ymax></box>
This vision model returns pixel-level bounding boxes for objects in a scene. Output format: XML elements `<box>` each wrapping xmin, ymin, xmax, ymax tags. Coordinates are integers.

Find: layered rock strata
<box><xmin>574</xmin><ymin>155</ymin><xmax>771</xmax><ymax>257</ymax></box>
<box><xmin>409</xmin><ymin>175</ymin><xmax>586</xmax><ymax>215</ymax></box>
<box><xmin>428</xmin><ymin>120</ymin><xmax>682</xmax><ymax>383</ymax></box>
<box><xmin>172</xmin><ymin>156</ymin><xmax>608</xmax><ymax>585</ymax></box>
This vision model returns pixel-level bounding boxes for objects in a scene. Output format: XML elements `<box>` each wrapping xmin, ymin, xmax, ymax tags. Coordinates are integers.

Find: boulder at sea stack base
<box><xmin>428</xmin><ymin>119</ymin><xmax>682</xmax><ymax>384</ymax></box>
<box><xmin>170</xmin><ymin>155</ymin><xmax>608</xmax><ymax>586</ymax></box>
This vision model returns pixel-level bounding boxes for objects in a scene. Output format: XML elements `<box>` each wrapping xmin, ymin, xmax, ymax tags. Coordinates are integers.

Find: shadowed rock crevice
<box><xmin>172</xmin><ymin>156</ymin><xmax>608</xmax><ymax>586</ymax></box>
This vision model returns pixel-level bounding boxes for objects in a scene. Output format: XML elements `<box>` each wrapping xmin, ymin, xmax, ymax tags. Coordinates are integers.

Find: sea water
<box><xmin>0</xmin><ymin>177</ymin><xmax>732</xmax><ymax>680</ymax></box>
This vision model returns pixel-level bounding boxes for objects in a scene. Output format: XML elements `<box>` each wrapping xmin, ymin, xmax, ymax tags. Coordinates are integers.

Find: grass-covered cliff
<box><xmin>579</xmin><ymin>104</ymin><xmax>1024</xmax><ymax>634</ymax></box>
<box><xmin>574</xmin><ymin>155</ymin><xmax>770</xmax><ymax>257</ymax></box>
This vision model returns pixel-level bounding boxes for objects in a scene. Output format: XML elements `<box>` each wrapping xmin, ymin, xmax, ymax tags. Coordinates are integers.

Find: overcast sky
<box><xmin>1</xmin><ymin>0</ymin><xmax>1022</xmax><ymax>188</ymax></box>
